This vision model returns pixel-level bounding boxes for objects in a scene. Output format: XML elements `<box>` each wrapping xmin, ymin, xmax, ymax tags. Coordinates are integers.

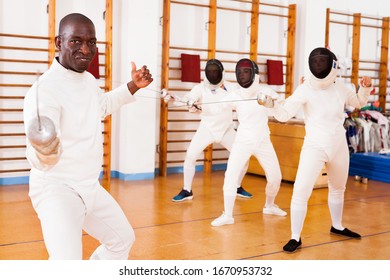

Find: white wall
<box><xmin>110</xmin><ymin>0</ymin><xmax>162</xmax><ymax>179</ymax></box>
<box><xmin>0</xmin><ymin>0</ymin><xmax>48</xmax><ymax>36</ymax></box>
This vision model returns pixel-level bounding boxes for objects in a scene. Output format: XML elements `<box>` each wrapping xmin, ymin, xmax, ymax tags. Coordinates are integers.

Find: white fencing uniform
<box><xmin>179</xmin><ymin>79</ymin><xmax>249</xmax><ymax>191</ymax></box>
<box><xmin>23</xmin><ymin>58</ymin><xmax>135</xmax><ymax>259</ymax></box>
<box><xmin>219</xmin><ymin>82</ymin><xmax>282</xmax><ymax>217</ymax></box>
<box><xmin>273</xmin><ymin>78</ymin><xmax>371</xmax><ymax>241</ymax></box>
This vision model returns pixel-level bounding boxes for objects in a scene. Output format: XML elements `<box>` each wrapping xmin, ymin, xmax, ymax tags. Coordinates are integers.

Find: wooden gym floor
<box><xmin>1</xmin><ymin>171</ymin><xmax>390</xmax><ymax>260</ymax></box>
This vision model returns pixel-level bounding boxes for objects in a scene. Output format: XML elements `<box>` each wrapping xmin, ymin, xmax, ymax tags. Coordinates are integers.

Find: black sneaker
<box><xmin>330</xmin><ymin>226</ymin><xmax>361</xmax><ymax>238</ymax></box>
<box><xmin>236</xmin><ymin>186</ymin><xmax>253</xmax><ymax>198</ymax></box>
<box><xmin>283</xmin><ymin>238</ymin><xmax>302</xmax><ymax>253</ymax></box>
<box><xmin>172</xmin><ymin>189</ymin><xmax>193</xmax><ymax>202</ymax></box>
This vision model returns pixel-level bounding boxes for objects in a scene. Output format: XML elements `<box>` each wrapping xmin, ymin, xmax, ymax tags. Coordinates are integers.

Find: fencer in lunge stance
<box><xmin>23</xmin><ymin>13</ymin><xmax>153</xmax><ymax>259</ymax></box>
<box><xmin>211</xmin><ymin>58</ymin><xmax>287</xmax><ymax>227</ymax></box>
<box><xmin>269</xmin><ymin>47</ymin><xmax>372</xmax><ymax>252</ymax></box>
<box><xmin>167</xmin><ymin>59</ymin><xmax>253</xmax><ymax>202</ymax></box>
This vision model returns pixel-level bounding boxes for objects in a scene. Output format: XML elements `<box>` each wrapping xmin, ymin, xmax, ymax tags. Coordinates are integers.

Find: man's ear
<box><xmin>54</xmin><ymin>36</ymin><xmax>61</xmax><ymax>50</ymax></box>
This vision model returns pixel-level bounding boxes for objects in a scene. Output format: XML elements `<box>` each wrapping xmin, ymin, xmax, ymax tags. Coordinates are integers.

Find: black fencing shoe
<box><xmin>172</xmin><ymin>189</ymin><xmax>193</xmax><ymax>202</ymax></box>
<box><xmin>330</xmin><ymin>227</ymin><xmax>361</xmax><ymax>238</ymax></box>
<box><xmin>236</xmin><ymin>186</ymin><xmax>253</xmax><ymax>198</ymax></box>
<box><xmin>283</xmin><ymin>238</ymin><xmax>302</xmax><ymax>253</ymax></box>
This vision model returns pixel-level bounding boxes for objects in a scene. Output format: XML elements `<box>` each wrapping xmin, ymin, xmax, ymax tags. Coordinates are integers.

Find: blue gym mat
<box><xmin>349</xmin><ymin>152</ymin><xmax>390</xmax><ymax>183</ymax></box>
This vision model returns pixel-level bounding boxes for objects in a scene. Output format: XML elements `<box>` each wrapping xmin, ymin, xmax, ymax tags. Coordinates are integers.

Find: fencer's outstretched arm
<box><xmin>171</xmin><ymin>85</ymin><xmax>203</xmax><ymax>112</ymax></box>
<box><xmin>273</xmin><ymin>87</ymin><xmax>306</xmax><ymax>123</ymax></box>
<box><xmin>346</xmin><ymin>76</ymin><xmax>372</xmax><ymax>108</ymax></box>
<box><xmin>256</xmin><ymin>86</ymin><xmax>278</xmax><ymax>107</ymax></box>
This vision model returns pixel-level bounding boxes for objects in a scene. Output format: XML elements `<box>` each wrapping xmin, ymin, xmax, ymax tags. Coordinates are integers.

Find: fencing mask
<box><xmin>308</xmin><ymin>47</ymin><xmax>338</xmax><ymax>89</ymax></box>
<box><xmin>235</xmin><ymin>58</ymin><xmax>258</xmax><ymax>88</ymax></box>
<box><xmin>205</xmin><ymin>59</ymin><xmax>224</xmax><ymax>86</ymax></box>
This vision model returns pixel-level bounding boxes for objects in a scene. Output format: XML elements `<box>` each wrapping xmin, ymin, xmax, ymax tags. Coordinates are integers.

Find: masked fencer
<box><xmin>211</xmin><ymin>58</ymin><xmax>287</xmax><ymax>227</ymax></box>
<box><xmin>166</xmin><ymin>59</ymin><xmax>253</xmax><ymax>202</ymax></box>
<box><xmin>23</xmin><ymin>13</ymin><xmax>153</xmax><ymax>259</ymax></box>
<box><xmin>270</xmin><ymin>47</ymin><xmax>372</xmax><ymax>252</ymax></box>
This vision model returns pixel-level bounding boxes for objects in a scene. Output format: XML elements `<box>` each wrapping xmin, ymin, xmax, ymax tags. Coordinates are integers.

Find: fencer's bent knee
<box><xmin>184</xmin><ymin>154</ymin><xmax>197</xmax><ymax>167</ymax></box>
<box><xmin>223</xmin><ymin>172</ymin><xmax>239</xmax><ymax>196</ymax></box>
<box><xmin>118</xmin><ymin>225</ymin><xmax>135</xmax><ymax>254</ymax></box>
<box><xmin>101</xmin><ymin>226</ymin><xmax>135</xmax><ymax>260</ymax></box>
<box><xmin>264</xmin><ymin>172</ymin><xmax>282</xmax><ymax>192</ymax></box>
<box><xmin>269</xmin><ymin>170</ymin><xmax>282</xmax><ymax>183</ymax></box>
<box><xmin>223</xmin><ymin>185</ymin><xmax>237</xmax><ymax>196</ymax></box>
<box><xmin>267</xmin><ymin>175</ymin><xmax>282</xmax><ymax>187</ymax></box>
<box><xmin>291</xmin><ymin>188</ymin><xmax>312</xmax><ymax>204</ymax></box>
<box><xmin>328</xmin><ymin>188</ymin><xmax>345</xmax><ymax>201</ymax></box>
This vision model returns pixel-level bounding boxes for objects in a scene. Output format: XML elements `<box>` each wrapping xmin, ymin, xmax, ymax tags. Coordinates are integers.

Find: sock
<box><xmin>265</xmin><ymin>195</ymin><xmax>276</xmax><ymax>208</ymax></box>
<box><xmin>223</xmin><ymin>194</ymin><xmax>236</xmax><ymax>217</ymax></box>
<box><xmin>183</xmin><ymin>163</ymin><xmax>195</xmax><ymax>192</ymax></box>
<box><xmin>328</xmin><ymin>194</ymin><xmax>344</xmax><ymax>230</ymax></box>
<box><xmin>290</xmin><ymin>198</ymin><xmax>307</xmax><ymax>241</ymax></box>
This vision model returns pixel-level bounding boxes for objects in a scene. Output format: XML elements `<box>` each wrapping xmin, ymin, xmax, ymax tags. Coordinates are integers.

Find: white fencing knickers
<box><xmin>28</xmin><ymin>174</ymin><xmax>135</xmax><ymax>260</ymax></box>
<box><xmin>222</xmin><ymin>136</ymin><xmax>282</xmax><ymax>215</ymax></box>
<box><xmin>183</xmin><ymin>125</ymin><xmax>248</xmax><ymax>190</ymax></box>
<box><xmin>290</xmin><ymin>137</ymin><xmax>349</xmax><ymax>241</ymax></box>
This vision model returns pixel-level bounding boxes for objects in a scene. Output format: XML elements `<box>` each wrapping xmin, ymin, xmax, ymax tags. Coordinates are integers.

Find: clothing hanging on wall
<box><xmin>344</xmin><ymin>109</ymin><xmax>390</xmax><ymax>154</ymax></box>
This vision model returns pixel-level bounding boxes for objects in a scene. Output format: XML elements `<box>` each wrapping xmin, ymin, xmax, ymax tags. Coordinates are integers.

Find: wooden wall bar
<box><xmin>351</xmin><ymin>13</ymin><xmax>361</xmax><ymax>88</ymax></box>
<box><xmin>102</xmin><ymin>0</ymin><xmax>113</xmax><ymax>191</ymax></box>
<box><xmin>158</xmin><ymin>0</ymin><xmax>171</xmax><ymax>176</ymax></box>
<box><xmin>48</xmin><ymin>0</ymin><xmax>56</xmax><ymax>62</ymax></box>
<box><xmin>285</xmin><ymin>4</ymin><xmax>296</xmax><ymax>98</ymax></box>
<box><xmin>203</xmin><ymin>0</ymin><xmax>217</xmax><ymax>173</ymax></box>
<box><xmin>250</xmin><ymin>0</ymin><xmax>259</xmax><ymax>61</ymax></box>
<box><xmin>379</xmin><ymin>17</ymin><xmax>389</xmax><ymax>113</ymax></box>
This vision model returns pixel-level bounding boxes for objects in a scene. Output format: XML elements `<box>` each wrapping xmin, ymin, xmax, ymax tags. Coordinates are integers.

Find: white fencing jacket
<box><xmin>178</xmin><ymin>79</ymin><xmax>239</xmax><ymax>142</ymax></box>
<box><xmin>23</xmin><ymin>58</ymin><xmax>135</xmax><ymax>186</ymax></box>
<box><xmin>221</xmin><ymin>83</ymin><xmax>279</xmax><ymax>145</ymax></box>
<box><xmin>273</xmin><ymin>79</ymin><xmax>371</xmax><ymax>146</ymax></box>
